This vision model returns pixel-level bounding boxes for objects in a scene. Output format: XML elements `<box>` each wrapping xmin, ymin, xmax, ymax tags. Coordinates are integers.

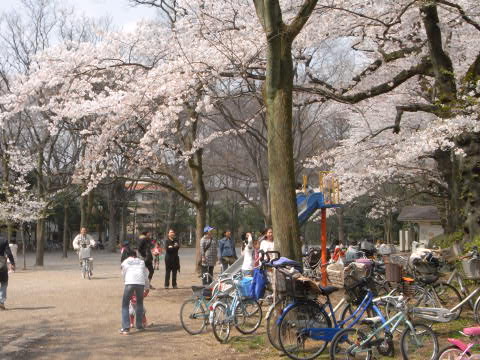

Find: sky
<box><xmin>0</xmin><ymin>0</ymin><xmax>159</xmax><ymax>31</ymax></box>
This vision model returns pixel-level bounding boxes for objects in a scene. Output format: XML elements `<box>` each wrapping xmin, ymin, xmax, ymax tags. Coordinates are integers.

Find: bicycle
<box><xmin>437</xmin><ymin>326</ymin><xmax>480</xmax><ymax>359</ymax></box>
<box><xmin>276</xmin><ymin>266</ymin><xmax>381</xmax><ymax>360</ymax></box>
<box><xmin>209</xmin><ymin>271</ymin><xmax>262</xmax><ymax>343</ymax></box>
<box><xmin>179</xmin><ymin>272</ymin><xmax>234</xmax><ymax>335</ymax></box>
<box><xmin>330</xmin><ymin>294</ymin><xmax>439</xmax><ymax>360</ymax></box>
<box><xmin>81</xmin><ymin>256</ymin><xmax>92</xmax><ymax>279</ymax></box>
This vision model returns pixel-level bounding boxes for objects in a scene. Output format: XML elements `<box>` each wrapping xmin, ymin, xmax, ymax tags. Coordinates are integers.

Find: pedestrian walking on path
<box><xmin>218</xmin><ymin>230</ymin><xmax>237</xmax><ymax>272</ymax></box>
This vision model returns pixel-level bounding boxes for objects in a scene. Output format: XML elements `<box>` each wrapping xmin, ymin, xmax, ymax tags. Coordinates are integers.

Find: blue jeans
<box><xmin>0</xmin><ymin>281</ymin><xmax>7</xmax><ymax>304</ymax></box>
<box><xmin>122</xmin><ymin>284</ymin><xmax>144</xmax><ymax>329</ymax></box>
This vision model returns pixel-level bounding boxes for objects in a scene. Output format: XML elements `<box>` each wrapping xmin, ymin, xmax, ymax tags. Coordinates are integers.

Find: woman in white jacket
<box><xmin>120</xmin><ymin>249</ymin><xmax>149</xmax><ymax>335</ymax></box>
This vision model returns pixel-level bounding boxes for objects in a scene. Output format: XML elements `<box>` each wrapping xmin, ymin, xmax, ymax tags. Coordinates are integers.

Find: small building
<box><xmin>398</xmin><ymin>205</ymin><xmax>444</xmax><ymax>249</ymax></box>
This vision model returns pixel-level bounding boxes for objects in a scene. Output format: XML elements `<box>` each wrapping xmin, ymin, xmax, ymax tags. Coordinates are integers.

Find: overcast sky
<box><xmin>0</xmin><ymin>0</ymin><xmax>159</xmax><ymax>31</ymax></box>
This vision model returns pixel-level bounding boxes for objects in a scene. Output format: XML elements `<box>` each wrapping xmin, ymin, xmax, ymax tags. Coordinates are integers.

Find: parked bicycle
<box><xmin>437</xmin><ymin>326</ymin><xmax>480</xmax><ymax>359</ymax></box>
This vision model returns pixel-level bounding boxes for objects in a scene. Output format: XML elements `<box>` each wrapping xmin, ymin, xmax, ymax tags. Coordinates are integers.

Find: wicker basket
<box><xmin>386</xmin><ymin>263</ymin><xmax>402</xmax><ymax>283</ymax></box>
<box><xmin>462</xmin><ymin>259</ymin><xmax>480</xmax><ymax>280</ymax></box>
<box><xmin>327</xmin><ymin>263</ymin><xmax>344</xmax><ymax>288</ymax></box>
<box><xmin>390</xmin><ymin>254</ymin><xmax>409</xmax><ymax>268</ymax></box>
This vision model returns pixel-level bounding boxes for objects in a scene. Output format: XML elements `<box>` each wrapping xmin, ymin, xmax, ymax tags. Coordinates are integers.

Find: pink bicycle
<box><xmin>438</xmin><ymin>327</ymin><xmax>480</xmax><ymax>359</ymax></box>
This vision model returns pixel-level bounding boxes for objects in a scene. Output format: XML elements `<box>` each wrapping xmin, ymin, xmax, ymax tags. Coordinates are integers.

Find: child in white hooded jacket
<box><xmin>119</xmin><ymin>249</ymin><xmax>149</xmax><ymax>335</ymax></box>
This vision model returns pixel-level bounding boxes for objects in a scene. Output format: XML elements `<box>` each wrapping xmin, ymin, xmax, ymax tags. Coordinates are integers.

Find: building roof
<box><xmin>397</xmin><ymin>205</ymin><xmax>441</xmax><ymax>222</ymax></box>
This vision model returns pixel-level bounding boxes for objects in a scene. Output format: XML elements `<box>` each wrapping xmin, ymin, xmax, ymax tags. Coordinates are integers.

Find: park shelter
<box><xmin>397</xmin><ymin>205</ymin><xmax>444</xmax><ymax>249</ymax></box>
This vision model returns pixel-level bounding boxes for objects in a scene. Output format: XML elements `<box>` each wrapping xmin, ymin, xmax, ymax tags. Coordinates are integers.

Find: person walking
<box><xmin>200</xmin><ymin>226</ymin><xmax>218</xmax><ymax>285</ymax></box>
<box><xmin>7</xmin><ymin>239</ymin><xmax>18</xmax><ymax>273</ymax></box>
<box><xmin>138</xmin><ymin>232</ymin><xmax>155</xmax><ymax>289</ymax></box>
<box><xmin>218</xmin><ymin>230</ymin><xmax>237</xmax><ymax>272</ymax></box>
<box><xmin>164</xmin><ymin>229</ymin><xmax>180</xmax><ymax>289</ymax></box>
<box><xmin>120</xmin><ymin>248</ymin><xmax>149</xmax><ymax>335</ymax></box>
<box><xmin>0</xmin><ymin>236</ymin><xmax>15</xmax><ymax>310</ymax></box>
<box><xmin>242</xmin><ymin>233</ymin><xmax>259</xmax><ymax>276</ymax></box>
<box><xmin>259</xmin><ymin>228</ymin><xmax>274</xmax><ymax>253</ymax></box>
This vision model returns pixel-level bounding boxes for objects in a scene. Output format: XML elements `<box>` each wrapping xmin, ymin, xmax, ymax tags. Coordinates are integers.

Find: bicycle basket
<box><xmin>192</xmin><ymin>286</ymin><xmax>212</xmax><ymax>299</ymax></box>
<box><xmin>284</xmin><ymin>273</ymin><xmax>319</xmax><ymax>298</ymax></box>
<box><xmin>327</xmin><ymin>263</ymin><xmax>344</xmax><ymax>288</ymax></box>
<box><xmin>415</xmin><ymin>273</ymin><xmax>439</xmax><ymax>284</ymax></box>
<box><xmin>413</xmin><ymin>261</ymin><xmax>438</xmax><ymax>275</ymax></box>
<box><xmin>344</xmin><ymin>278</ymin><xmax>376</xmax><ymax>305</ymax></box>
<box><xmin>462</xmin><ymin>259</ymin><xmax>480</xmax><ymax>280</ymax></box>
<box><xmin>389</xmin><ymin>254</ymin><xmax>409</xmax><ymax>268</ymax></box>
<box><xmin>235</xmin><ymin>277</ymin><xmax>253</xmax><ymax>297</ymax></box>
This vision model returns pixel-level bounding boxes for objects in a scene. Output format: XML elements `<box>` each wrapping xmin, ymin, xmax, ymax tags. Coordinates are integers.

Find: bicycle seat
<box><xmin>463</xmin><ymin>327</ymin><xmax>480</xmax><ymax>336</ymax></box>
<box><xmin>319</xmin><ymin>286</ymin><xmax>339</xmax><ymax>296</ymax></box>
<box><xmin>191</xmin><ymin>286</ymin><xmax>205</xmax><ymax>292</ymax></box>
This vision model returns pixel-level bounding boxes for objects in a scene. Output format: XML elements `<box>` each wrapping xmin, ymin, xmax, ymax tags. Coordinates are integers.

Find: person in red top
<box><xmin>332</xmin><ymin>244</ymin><xmax>345</xmax><ymax>262</ymax></box>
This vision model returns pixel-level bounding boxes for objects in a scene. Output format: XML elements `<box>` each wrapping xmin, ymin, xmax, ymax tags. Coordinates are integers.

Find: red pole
<box><xmin>321</xmin><ymin>208</ymin><xmax>327</xmax><ymax>287</ymax></box>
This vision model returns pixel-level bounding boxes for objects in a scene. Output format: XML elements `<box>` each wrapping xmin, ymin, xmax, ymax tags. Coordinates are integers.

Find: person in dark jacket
<box><xmin>0</xmin><ymin>237</ymin><xmax>15</xmax><ymax>310</ymax></box>
<box><xmin>164</xmin><ymin>229</ymin><xmax>180</xmax><ymax>289</ymax></box>
<box><xmin>218</xmin><ymin>230</ymin><xmax>237</xmax><ymax>272</ymax></box>
<box><xmin>138</xmin><ymin>232</ymin><xmax>155</xmax><ymax>288</ymax></box>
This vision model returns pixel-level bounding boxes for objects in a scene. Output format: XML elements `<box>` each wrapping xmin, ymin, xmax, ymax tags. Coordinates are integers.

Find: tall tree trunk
<box><xmin>35</xmin><ymin>219</ymin><xmax>45</xmax><ymax>266</ymax></box>
<box><xmin>21</xmin><ymin>223</ymin><xmax>26</xmax><ymax>270</ymax></box>
<box><xmin>80</xmin><ymin>194</ymin><xmax>87</xmax><ymax>229</ymax></box>
<box><xmin>188</xmin><ymin>149</ymin><xmax>208</xmax><ymax>272</ymax></box>
<box><xmin>120</xmin><ymin>205</ymin><xmax>127</xmax><ymax>244</ymax></box>
<box><xmin>62</xmin><ymin>203</ymin><xmax>69</xmax><ymax>258</ymax></box>
<box><xmin>435</xmin><ymin>149</ymin><xmax>463</xmax><ymax>233</ymax></box>
<box><xmin>254</xmin><ymin>0</ymin><xmax>317</xmax><ymax>260</ymax></box>
<box><xmin>458</xmin><ymin>133</ymin><xmax>480</xmax><ymax>239</ymax></box>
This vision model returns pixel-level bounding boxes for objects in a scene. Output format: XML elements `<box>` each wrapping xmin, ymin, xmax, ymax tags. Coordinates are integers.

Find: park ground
<box><xmin>0</xmin><ymin>249</ymin><xmax>476</xmax><ymax>360</ymax></box>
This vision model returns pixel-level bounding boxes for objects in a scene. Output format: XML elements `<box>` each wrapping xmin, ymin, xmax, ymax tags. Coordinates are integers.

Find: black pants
<box><xmin>165</xmin><ymin>263</ymin><xmax>178</xmax><ymax>288</ymax></box>
<box><xmin>145</xmin><ymin>260</ymin><xmax>154</xmax><ymax>281</ymax></box>
<box><xmin>202</xmin><ymin>265</ymin><xmax>214</xmax><ymax>285</ymax></box>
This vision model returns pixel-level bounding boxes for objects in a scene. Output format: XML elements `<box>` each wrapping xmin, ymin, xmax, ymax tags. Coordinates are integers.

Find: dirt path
<box><xmin>0</xmin><ymin>249</ymin><xmax>258</xmax><ymax>360</ymax></box>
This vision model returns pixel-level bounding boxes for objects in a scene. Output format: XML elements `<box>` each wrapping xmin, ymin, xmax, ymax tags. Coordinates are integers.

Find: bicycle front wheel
<box><xmin>329</xmin><ymin>327</ymin><xmax>372</xmax><ymax>360</ymax></box>
<box><xmin>234</xmin><ymin>298</ymin><xmax>262</xmax><ymax>334</ymax></box>
<box><xmin>400</xmin><ymin>323</ymin><xmax>438</xmax><ymax>360</ymax></box>
<box><xmin>211</xmin><ymin>303</ymin><xmax>230</xmax><ymax>343</ymax></box>
<box><xmin>179</xmin><ymin>297</ymin><xmax>207</xmax><ymax>335</ymax></box>
<box><xmin>437</xmin><ymin>344</ymin><xmax>469</xmax><ymax>360</ymax></box>
<box><xmin>278</xmin><ymin>301</ymin><xmax>330</xmax><ymax>360</ymax></box>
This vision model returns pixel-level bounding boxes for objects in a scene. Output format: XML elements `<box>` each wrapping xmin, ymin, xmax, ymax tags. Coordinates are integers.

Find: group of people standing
<box><xmin>200</xmin><ymin>226</ymin><xmax>274</xmax><ymax>285</ymax></box>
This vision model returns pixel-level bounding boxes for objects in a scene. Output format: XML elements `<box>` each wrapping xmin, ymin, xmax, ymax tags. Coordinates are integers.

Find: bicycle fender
<box><xmin>446</xmin><ymin>338</ymin><xmax>468</xmax><ymax>352</ymax></box>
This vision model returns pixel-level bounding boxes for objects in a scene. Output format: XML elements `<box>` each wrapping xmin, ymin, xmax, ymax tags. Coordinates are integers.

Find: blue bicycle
<box><xmin>277</xmin><ymin>273</ymin><xmax>383</xmax><ymax>360</ymax></box>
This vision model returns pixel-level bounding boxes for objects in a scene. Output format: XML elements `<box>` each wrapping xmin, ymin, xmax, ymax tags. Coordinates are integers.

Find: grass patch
<box><xmin>230</xmin><ymin>334</ymin><xmax>266</xmax><ymax>352</ymax></box>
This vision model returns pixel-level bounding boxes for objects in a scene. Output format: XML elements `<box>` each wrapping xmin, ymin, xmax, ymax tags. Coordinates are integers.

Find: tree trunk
<box><xmin>188</xmin><ymin>149</ymin><xmax>208</xmax><ymax>272</ymax></box>
<box><xmin>35</xmin><ymin>219</ymin><xmax>45</xmax><ymax>266</ymax></box>
<box><xmin>435</xmin><ymin>149</ymin><xmax>463</xmax><ymax>233</ymax></box>
<box><xmin>264</xmin><ymin>35</ymin><xmax>301</xmax><ymax>260</ymax></box>
<box><xmin>120</xmin><ymin>206</ymin><xmax>127</xmax><ymax>244</ymax></box>
<box><xmin>62</xmin><ymin>203</ymin><xmax>69</xmax><ymax>258</ymax></box>
<box><xmin>457</xmin><ymin>133</ymin><xmax>480</xmax><ymax>239</ymax></box>
<box><xmin>80</xmin><ymin>194</ymin><xmax>87</xmax><ymax>229</ymax></box>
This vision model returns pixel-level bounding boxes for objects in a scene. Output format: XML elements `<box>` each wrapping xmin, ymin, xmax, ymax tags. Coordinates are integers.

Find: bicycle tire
<box><xmin>179</xmin><ymin>297</ymin><xmax>207</xmax><ymax>335</ymax></box>
<box><xmin>400</xmin><ymin>323</ymin><xmax>438</xmax><ymax>360</ymax></box>
<box><xmin>82</xmin><ymin>261</ymin><xmax>86</xmax><ymax>279</ymax></box>
<box><xmin>432</xmin><ymin>282</ymin><xmax>462</xmax><ymax>319</ymax></box>
<box><xmin>277</xmin><ymin>301</ymin><xmax>331</xmax><ymax>360</ymax></box>
<box><xmin>473</xmin><ymin>295</ymin><xmax>480</xmax><ymax>324</ymax></box>
<box><xmin>266</xmin><ymin>299</ymin><xmax>290</xmax><ymax>350</ymax></box>
<box><xmin>329</xmin><ymin>327</ymin><xmax>372</xmax><ymax>360</ymax></box>
<box><xmin>211</xmin><ymin>303</ymin><xmax>230</xmax><ymax>343</ymax></box>
<box><xmin>436</xmin><ymin>344</ymin><xmax>469</xmax><ymax>360</ymax></box>
<box><xmin>234</xmin><ymin>298</ymin><xmax>262</xmax><ymax>334</ymax></box>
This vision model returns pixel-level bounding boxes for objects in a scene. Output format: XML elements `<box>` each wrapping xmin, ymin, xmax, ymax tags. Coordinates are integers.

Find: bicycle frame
<box><xmin>349</xmin><ymin>307</ymin><xmax>417</xmax><ymax>355</ymax></box>
<box><xmin>276</xmin><ymin>290</ymin><xmax>383</xmax><ymax>342</ymax></box>
<box><xmin>413</xmin><ymin>286</ymin><xmax>480</xmax><ymax>322</ymax></box>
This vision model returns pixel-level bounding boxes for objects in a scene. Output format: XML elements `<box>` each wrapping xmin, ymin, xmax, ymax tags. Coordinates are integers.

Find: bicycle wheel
<box><xmin>87</xmin><ymin>262</ymin><xmax>91</xmax><ymax>280</ymax></box>
<box><xmin>211</xmin><ymin>303</ymin><xmax>230</xmax><ymax>343</ymax></box>
<box><xmin>437</xmin><ymin>344</ymin><xmax>469</xmax><ymax>360</ymax></box>
<box><xmin>234</xmin><ymin>298</ymin><xmax>262</xmax><ymax>334</ymax></box>
<box><xmin>82</xmin><ymin>261</ymin><xmax>86</xmax><ymax>279</ymax></box>
<box><xmin>473</xmin><ymin>295</ymin><xmax>480</xmax><ymax>324</ymax></box>
<box><xmin>179</xmin><ymin>297</ymin><xmax>207</xmax><ymax>335</ymax></box>
<box><xmin>329</xmin><ymin>327</ymin><xmax>372</xmax><ymax>360</ymax></box>
<box><xmin>278</xmin><ymin>301</ymin><xmax>331</xmax><ymax>360</ymax></box>
<box><xmin>432</xmin><ymin>282</ymin><xmax>462</xmax><ymax>319</ymax></box>
<box><xmin>400</xmin><ymin>323</ymin><xmax>438</xmax><ymax>360</ymax></box>
<box><xmin>266</xmin><ymin>300</ymin><xmax>287</xmax><ymax>350</ymax></box>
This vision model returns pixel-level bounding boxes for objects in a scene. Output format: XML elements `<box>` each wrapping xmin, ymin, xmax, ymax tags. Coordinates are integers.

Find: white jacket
<box><xmin>121</xmin><ymin>257</ymin><xmax>150</xmax><ymax>288</ymax></box>
<box><xmin>73</xmin><ymin>234</ymin><xmax>96</xmax><ymax>259</ymax></box>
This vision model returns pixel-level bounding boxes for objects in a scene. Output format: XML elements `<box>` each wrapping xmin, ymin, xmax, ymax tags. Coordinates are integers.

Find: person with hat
<box><xmin>200</xmin><ymin>226</ymin><xmax>218</xmax><ymax>285</ymax></box>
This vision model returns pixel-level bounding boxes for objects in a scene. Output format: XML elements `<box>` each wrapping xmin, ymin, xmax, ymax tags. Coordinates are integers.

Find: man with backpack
<box><xmin>200</xmin><ymin>226</ymin><xmax>218</xmax><ymax>285</ymax></box>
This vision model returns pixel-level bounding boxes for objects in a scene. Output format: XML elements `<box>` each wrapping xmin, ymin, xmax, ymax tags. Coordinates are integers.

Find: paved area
<box><xmin>0</xmin><ymin>249</ymin><xmax>243</xmax><ymax>360</ymax></box>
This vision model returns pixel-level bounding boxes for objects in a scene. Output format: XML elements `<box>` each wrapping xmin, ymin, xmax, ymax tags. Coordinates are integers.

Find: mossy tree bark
<box><xmin>253</xmin><ymin>0</ymin><xmax>318</xmax><ymax>260</ymax></box>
